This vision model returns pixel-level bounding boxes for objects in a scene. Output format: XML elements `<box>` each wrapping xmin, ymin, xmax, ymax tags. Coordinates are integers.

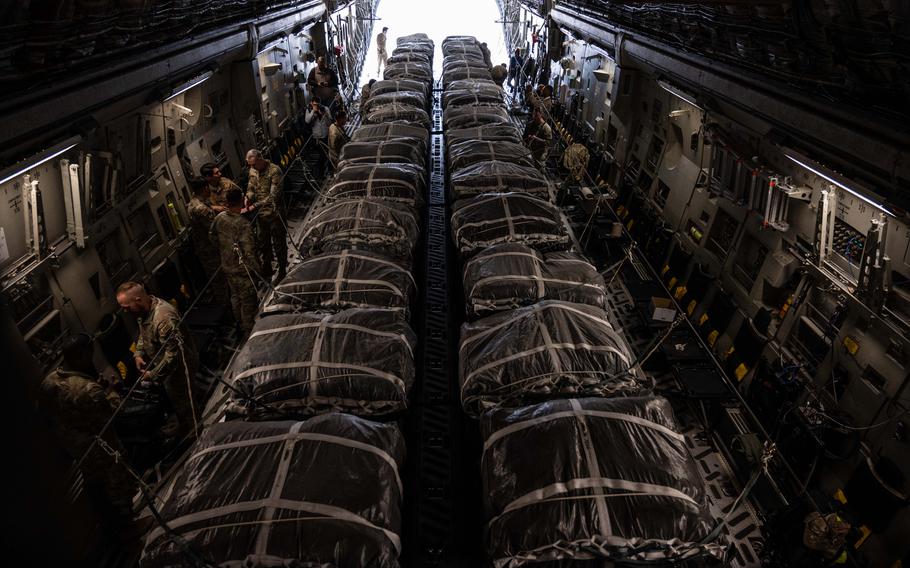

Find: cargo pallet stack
<box><xmin>442</xmin><ymin>35</ymin><xmax>728</xmax><ymax>566</ymax></box>
<box><xmin>139</xmin><ymin>33</ymin><xmax>436</xmax><ymax>568</ymax></box>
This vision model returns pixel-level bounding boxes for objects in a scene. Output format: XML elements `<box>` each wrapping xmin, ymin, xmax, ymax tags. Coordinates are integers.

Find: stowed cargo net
<box><xmin>139</xmin><ymin>415</ymin><xmax>405</xmax><ymax>567</ymax></box>
<box><xmin>463</xmin><ymin>243</ymin><xmax>607</xmax><ymax>317</ymax></box>
<box><xmin>481</xmin><ymin>397</ymin><xmax>723</xmax><ymax>566</ymax></box>
<box><xmin>326</xmin><ymin>163</ymin><xmax>426</xmax><ymax>209</ymax></box>
<box><xmin>446</xmin><ymin>124</ymin><xmax>523</xmax><ymax>148</ymax></box>
<box><xmin>352</xmin><ymin>122</ymin><xmax>429</xmax><ymax>154</ymax></box>
<box><xmin>300</xmin><ymin>198</ymin><xmax>420</xmax><ymax>260</ymax></box>
<box><xmin>366</xmin><ymin>79</ymin><xmax>430</xmax><ymax>101</ymax></box>
<box><xmin>363</xmin><ymin>104</ymin><xmax>432</xmax><ymax>130</ymax></box>
<box><xmin>262</xmin><ymin>249</ymin><xmax>415</xmax><ymax>315</ymax></box>
<box><xmin>443</xmin><ymin>104</ymin><xmax>511</xmax><ymax>129</ymax></box>
<box><xmin>337</xmin><ymin>139</ymin><xmax>427</xmax><ymax>170</ymax></box>
<box><xmin>451</xmin><ymin>192</ymin><xmax>569</xmax><ymax>257</ymax></box>
<box><xmin>226</xmin><ymin>310</ymin><xmax>416</xmax><ymax>418</ymax></box>
<box><xmin>361</xmin><ymin>91</ymin><xmax>429</xmax><ymax>114</ymax></box>
<box><xmin>447</xmin><ymin>140</ymin><xmax>537</xmax><ymax>171</ymax></box>
<box><xmin>459</xmin><ymin>300</ymin><xmax>643</xmax><ymax>416</ymax></box>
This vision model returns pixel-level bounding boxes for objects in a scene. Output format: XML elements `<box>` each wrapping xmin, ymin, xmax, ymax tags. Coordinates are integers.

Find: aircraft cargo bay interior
<box><xmin>2</xmin><ymin>0</ymin><xmax>909</xmax><ymax>566</ymax></box>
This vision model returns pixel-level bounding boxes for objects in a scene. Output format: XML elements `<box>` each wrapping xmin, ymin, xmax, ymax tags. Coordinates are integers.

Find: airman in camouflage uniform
<box><xmin>40</xmin><ymin>335</ymin><xmax>136</xmax><ymax>535</ymax></box>
<box><xmin>187</xmin><ymin>177</ymin><xmax>228</xmax><ymax>303</ymax></box>
<box><xmin>245</xmin><ymin>149</ymin><xmax>288</xmax><ymax>282</ymax></box>
<box><xmin>116</xmin><ymin>282</ymin><xmax>201</xmax><ymax>438</ymax></box>
<box><xmin>211</xmin><ymin>188</ymin><xmax>261</xmax><ymax>334</ymax></box>
<box><xmin>200</xmin><ymin>162</ymin><xmax>243</xmax><ymax>209</ymax></box>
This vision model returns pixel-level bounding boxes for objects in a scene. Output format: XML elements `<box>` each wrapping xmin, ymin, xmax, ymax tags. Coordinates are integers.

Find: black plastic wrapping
<box><xmin>327</xmin><ymin>163</ymin><xmax>426</xmax><ymax>209</ymax></box>
<box><xmin>450</xmin><ymin>162</ymin><xmax>552</xmax><ymax>201</ymax></box>
<box><xmin>363</xmin><ymin>104</ymin><xmax>432</xmax><ymax>130</ymax></box>
<box><xmin>443</xmin><ymin>104</ymin><xmax>511</xmax><ymax>129</ymax></box>
<box><xmin>383</xmin><ymin>62</ymin><xmax>433</xmax><ymax>83</ymax></box>
<box><xmin>447</xmin><ymin>140</ymin><xmax>536</xmax><ymax>170</ymax></box>
<box><xmin>140</xmin><ymin>415</ymin><xmax>405</xmax><ymax>567</ymax></box>
<box><xmin>362</xmin><ymin>91</ymin><xmax>429</xmax><ymax>114</ymax></box>
<box><xmin>226</xmin><ymin>310</ymin><xmax>416</xmax><ymax>418</ymax></box>
<box><xmin>262</xmin><ymin>249</ymin><xmax>415</xmax><ymax>315</ymax></box>
<box><xmin>338</xmin><ymin>139</ymin><xmax>427</xmax><ymax>169</ymax></box>
<box><xmin>447</xmin><ymin>78</ymin><xmax>498</xmax><ymax>91</ymax></box>
<box><xmin>462</xmin><ymin>243</ymin><xmax>607</xmax><ymax>317</ymax></box>
<box><xmin>446</xmin><ymin>125</ymin><xmax>522</xmax><ymax>148</ymax></box>
<box><xmin>451</xmin><ymin>193</ymin><xmax>568</xmax><ymax>257</ymax></box>
<box><xmin>481</xmin><ymin>396</ymin><xmax>722</xmax><ymax>565</ymax></box>
<box><xmin>442</xmin><ymin>36</ymin><xmax>481</xmax><ymax>54</ymax></box>
<box><xmin>368</xmin><ymin>79</ymin><xmax>430</xmax><ymax>101</ymax></box>
<box><xmin>397</xmin><ymin>33</ymin><xmax>432</xmax><ymax>46</ymax></box>
<box><xmin>300</xmin><ymin>198</ymin><xmax>420</xmax><ymax>260</ymax></box>
<box><xmin>352</xmin><ymin>122</ymin><xmax>429</xmax><ymax>153</ymax></box>
<box><xmin>459</xmin><ymin>300</ymin><xmax>643</xmax><ymax>415</ymax></box>
<box><xmin>442</xmin><ymin>58</ymin><xmax>489</xmax><ymax>75</ymax></box>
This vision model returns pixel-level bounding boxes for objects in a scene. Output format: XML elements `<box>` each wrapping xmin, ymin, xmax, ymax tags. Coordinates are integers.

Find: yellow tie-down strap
<box><xmin>707</xmin><ymin>329</ymin><xmax>719</xmax><ymax>347</ymax></box>
<box><xmin>734</xmin><ymin>363</ymin><xmax>748</xmax><ymax>381</ymax></box>
<box><xmin>626</xmin><ymin>219</ymin><xmax>635</xmax><ymax>231</ymax></box>
<box><xmin>661</xmin><ymin>264</ymin><xmax>670</xmax><ymax>276</ymax></box>
<box><xmin>698</xmin><ymin>313</ymin><xmax>709</xmax><ymax>327</ymax></box>
<box><xmin>674</xmin><ymin>286</ymin><xmax>687</xmax><ymax>300</ymax></box>
<box><xmin>687</xmin><ymin>300</ymin><xmax>697</xmax><ymax>316</ymax></box>
<box><xmin>724</xmin><ymin>345</ymin><xmax>736</xmax><ymax>360</ymax></box>
<box><xmin>667</xmin><ymin>276</ymin><xmax>677</xmax><ymax>290</ymax></box>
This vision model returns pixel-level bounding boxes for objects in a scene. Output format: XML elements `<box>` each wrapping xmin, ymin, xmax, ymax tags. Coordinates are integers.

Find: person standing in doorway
<box><xmin>376</xmin><ymin>26</ymin><xmax>389</xmax><ymax>75</ymax></box>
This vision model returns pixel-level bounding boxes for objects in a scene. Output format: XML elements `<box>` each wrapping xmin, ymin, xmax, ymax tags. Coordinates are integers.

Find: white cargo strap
<box><xmin>501</xmin><ymin>195</ymin><xmax>515</xmax><ymax>241</ymax></box>
<box><xmin>277</xmin><ymin>278</ymin><xmax>407</xmax><ymax>300</ymax></box>
<box><xmin>461</xmin><ymin>302</ymin><xmax>616</xmax><ymax>349</ymax></box>
<box><xmin>307</xmin><ymin>315</ymin><xmax>330</xmax><ymax>398</ymax></box>
<box><xmin>248</xmin><ymin>321</ymin><xmax>412</xmax><ymax>353</ymax></box>
<box><xmin>332</xmin><ymin>251</ymin><xmax>349</xmax><ymax>304</ymax></box>
<box><xmin>571</xmin><ymin>399</ymin><xmax>612</xmax><ymax>539</ymax></box>
<box><xmin>536</xmin><ymin>307</ymin><xmax>563</xmax><ymax>376</ymax></box>
<box><xmin>188</xmin><ymin>430</ymin><xmax>402</xmax><ymax>495</ymax></box>
<box><xmin>149</xmin><ymin>498</ymin><xmax>401</xmax><ymax>555</ymax></box>
<box><xmin>482</xmin><ymin>408</ymin><xmax>685</xmax><ymax>453</ymax></box>
<box><xmin>255</xmin><ymin>421</ymin><xmax>304</xmax><ymax>555</ymax></box>
<box><xmin>235</xmin><ymin>361</ymin><xmax>406</xmax><ymax>393</ymax></box>
<box><xmin>469</xmin><ymin>275</ymin><xmax>603</xmax><ymax>300</ymax></box>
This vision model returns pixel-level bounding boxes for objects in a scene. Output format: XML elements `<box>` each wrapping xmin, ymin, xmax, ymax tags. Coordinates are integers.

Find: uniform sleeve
<box><xmin>306</xmin><ymin>68</ymin><xmax>317</xmax><ymax>89</ymax></box>
<box><xmin>239</xmin><ymin>220</ymin><xmax>261</xmax><ymax>274</ymax></box>
<box><xmin>145</xmin><ymin>312</ymin><xmax>185</xmax><ymax>381</ymax></box>
<box><xmin>135</xmin><ymin>325</ymin><xmax>147</xmax><ymax>359</ymax></box>
<box><xmin>246</xmin><ymin>173</ymin><xmax>258</xmax><ymax>204</ymax></box>
<box><xmin>268</xmin><ymin>165</ymin><xmax>282</xmax><ymax>207</ymax></box>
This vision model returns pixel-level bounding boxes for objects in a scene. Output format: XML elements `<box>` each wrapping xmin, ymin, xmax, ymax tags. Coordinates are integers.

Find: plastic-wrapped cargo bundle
<box><xmin>450</xmin><ymin>161</ymin><xmax>552</xmax><ymax>200</ymax></box>
<box><xmin>443</xmin><ymin>104</ymin><xmax>510</xmax><ymax>129</ymax></box>
<box><xmin>362</xmin><ymin>91</ymin><xmax>429</xmax><ymax>114</ymax></box>
<box><xmin>481</xmin><ymin>396</ymin><xmax>723</xmax><ymax>566</ymax></box>
<box><xmin>338</xmin><ymin>139</ymin><xmax>427</xmax><ymax>169</ymax></box>
<box><xmin>384</xmin><ymin>61</ymin><xmax>433</xmax><ymax>83</ymax></box>
<box><xmin>397</xmin><ymin>32</ymin><xmax>432</xmax><ymax>46</ymax></box>
<box><xmin>452</xmin><ymin>193</ymin><xmax>568</xmax><ymax>256</ymax></box>
<box><xmin>140</xmin><ymin>415</ymin><xmax>405</xmax><ymax>567</ymax></box>
<box><xmin>327</xmin><ymin>163</ymin><xmax>426</xmax><ymax>209</ymax></box>
<box><xmin>443</xmin><ymin>89</ymin><xmax>504</xmax><ymax>109</ymax></box>
<box><xmin>352</xmin><ymin>122</ymin><xmax>429</xmax><ymax>151</ymax></box>
<box><xmin>442</xmin><ymin>57</ymin><xmax>488</xmax><ymax>74</ymax></box>
<box><xmin>446</xmin><ymin>125</ymin><xmax>522</xmax><ymax>148</ymax></box>
<box><xmin>448</xmin><ymin>141</ymin><xmax>536</xmax><ymax>171</ymax></box>
<box><xmin>300</xmin><ymin>198</ymin><xmax>420</xmax><ymax>260</ymax></box>
<box><xmin>226</xmin><ymin>310</ymin><xmax>416</xmax><ymax>418</ymax></box>
<box><xmin>443</xmin><ymin>67</ymin><xmax>493</xmax><ymax>89</ymax></box>
<box><xmin>442</xmin><ymin>35</ymin><xmax>480</xmax><ymax>55</ymax></box>
<box><xmin>364</xmin><ymin>104</ymin><xmax>432</xmax><ymax>130</ymax></box>
<box><xmin>459</xmin><ymin>300</ymin><xmax>642</xmax><ymax>415</ymax></box>
<box><xmin>262</xmin><ymin>249</ymin><xmax>415</xmax><ymax>315</ymax></box>
<box><xmin>387</xmin><ymin>51</ymin><xmax>432</xmax><ymax>66</ymax></box>
<box><xmin>368</xmin><ymin>79</ymin><xmax>430</xmax><ymax>101</ymax></box>
<box><xmin>463</xmin><ymin>243</ymin><xmax>607</xmax><ymax>317</ymax></box>
<box><xmin>447</xmin><ymin>78</ymin><xmax>499</xmax><ymax>91</ymax></box>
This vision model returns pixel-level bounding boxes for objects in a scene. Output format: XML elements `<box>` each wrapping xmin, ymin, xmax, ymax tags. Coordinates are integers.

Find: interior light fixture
<box><xmin>163</xmin><ymin>71</ymin><xmax>214</xmax><ymax>102</ymax></box>
<box><xmin>657</xmin><ymin>79</ymin><xmax>703</xmax><ymax>110</ymax></box>
<box><xmin>0</xmin><ymin>137</ymin><xmax>81</xmax><ymax>186</ymax></box>
<box><xmin>783</xmin><ymin>152</ymin><xmax>894</xmax><ymax>217</ymax></box>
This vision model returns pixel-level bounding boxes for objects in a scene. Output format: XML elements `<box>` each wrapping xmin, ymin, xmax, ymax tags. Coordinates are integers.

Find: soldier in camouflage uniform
<box><xmin>40</xmin><ymin>334</ymin><xmax>136</xmax><ymax>537</ymax></box>
<box><xmin>116</xmin><ymin>281</ymin><xmax>201</xmax><ymax>438</ymax></box>
<box><xmin>200</xmin><ymin>162</ymin><xmax>242</xmax><ymax>210</ymax></box>
<box><xmin>187</xmin><ymin>177</ymin><xmax>229</xmax><ymax>304</ymax></box>
<box><xmin>211</xmin><ymin>188</ymin><xmax>261</xmax><ymax>335</ymax></box>
<box><xmin>245</xmin><ymin>149</ymin><xmax>288</xmax><ymax>282</ymax></box>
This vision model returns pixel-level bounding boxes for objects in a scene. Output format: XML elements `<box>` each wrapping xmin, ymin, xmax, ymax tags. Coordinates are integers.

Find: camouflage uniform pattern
<box><xmin>187</xmin><ymin>196</ymin><xmax>228</xmax><ymax>303</ymax></box>
<box><xmin>135</xmin><ymin>296</ymin><xmax>202</xmax><ymax>435</ymax></box>
<box><xmin>247</xmin><ymin>161</ymin><xmax>287</xmax><ymax>279</ymax></box>
<box><xmin>211</xmin><ymin>210</ymin><xmax>261</xmax><ymax>333</ymax></box>
<box><xmin>208</xmin><ymin>176</ymin><xmax>243</xmax><ymax>209</ymax></box>
<box><xmin>40</xmin><ymin>369</ymin><xmax>135</xmax><ymax>525</ymax></box>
